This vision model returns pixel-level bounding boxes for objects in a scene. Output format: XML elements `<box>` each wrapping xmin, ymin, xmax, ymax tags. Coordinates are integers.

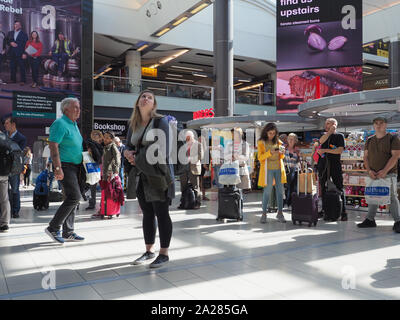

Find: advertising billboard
<box><xmin>277</xmin><ymin>66</ymin><xmax>363</xmax><ymax>113</ymax></box>
<box><xmin>277</xmin><ymin>0</ymin><xmax>363</xmax><ymax>71</ymax></box>
<box><xmin>0</xmin><ymin>0</ymin><xmax>85</xmax><ymax>146</ymax></box>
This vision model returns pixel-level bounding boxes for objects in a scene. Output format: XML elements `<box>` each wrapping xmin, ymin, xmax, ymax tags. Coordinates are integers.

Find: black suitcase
<box><xmin>292</xmin><ymin>166</ymin><xmax>318</xmax><ymax>227</ymax></box>
<box><xmin>323</xmin><ymin>190</ymin><xmax>342</xmax><ymax>221</ymax></box>
<box><xmin>217</xmin><ymin>185</ymin><xmax>243</xmax><ymax>221</ymax></box>
<box><xmin>33</xmin><ymin>193</ymin><xmax>49</xmax><ymax>211</ymax></box>
<box><xmin>322</xmin><ymin>163</ymin><xmax>343</xmax><ymax>222</ymax></box>
<box><xmin>49</xmin><ymin>191</ymin><xmax>64</xmax><ymax>202</ymax></box>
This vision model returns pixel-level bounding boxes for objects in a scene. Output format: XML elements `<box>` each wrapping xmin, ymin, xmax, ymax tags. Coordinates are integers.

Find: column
<box><xmin>213</xmin><ymin>0</ymin><xmax>234</xmax><ymax>117</ymax></box>
<box><xmin>80</xmin><ymin>0</ymin><xmax>94</xmax><ymax>140</ymax></box>
<box><xmin>126</xmin><ymin>50</ymin><xmax>141</xmax><ymax>93</ymax></box>
<box><xmin>389</xmin><ymin>39</ymin><xmax>400</xmax><ymax>88</ymax></box>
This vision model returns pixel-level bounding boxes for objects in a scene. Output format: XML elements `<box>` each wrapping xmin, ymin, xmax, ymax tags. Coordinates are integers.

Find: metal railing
<box><xmin>94</xmin><ymin>75</ymin><xmax>213</xmax><ymax>101</ymax></box>
<box><xmin>94</xmin><ymin>75</ymin><xmax>275</xmax><ymax>106</ymax></box>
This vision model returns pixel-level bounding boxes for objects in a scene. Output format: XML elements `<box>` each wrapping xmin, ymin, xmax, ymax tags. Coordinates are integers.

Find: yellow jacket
<box><xmin>257</xmin><ymin>139</ymin><xmax>287</xmax><ymax>188</ymax></box>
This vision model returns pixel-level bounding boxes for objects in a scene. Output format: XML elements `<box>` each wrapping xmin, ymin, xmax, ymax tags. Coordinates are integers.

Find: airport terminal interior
<box><xmin>1</xmin><ymin>0</ymin><xmax>400</xmax><ymax>301</ymax></box>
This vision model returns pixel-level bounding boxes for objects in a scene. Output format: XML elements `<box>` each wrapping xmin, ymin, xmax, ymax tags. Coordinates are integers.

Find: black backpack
<box><xmin>0</xmin><ymin>132</ymin><xmax>24</xmax><ymax>176</ymax></box>
<box><xmin>180</xmin><ymin>184</ymin><xmax>196</xmax><ymax>209</ymax></box>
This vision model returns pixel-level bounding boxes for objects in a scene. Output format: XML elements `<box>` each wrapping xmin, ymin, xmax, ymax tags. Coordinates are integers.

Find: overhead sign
<box><xmin>277</xmin><ymin>0</ymin><xmax>363</xmax><ymax>71</ymax></box>
<box><xmin>93</xmin><ymin>119</ymin><xmax>128</xmax><ymax>137</ymax></box>
<box><xmin>363</xmin><ymin>39</ymin><xmax>389</xmax><ymax>58</ymax></box>
<box><xmin>141</xmin><ymin>67</ymin><xmax>158</xmax><ymax>77</ymax></box>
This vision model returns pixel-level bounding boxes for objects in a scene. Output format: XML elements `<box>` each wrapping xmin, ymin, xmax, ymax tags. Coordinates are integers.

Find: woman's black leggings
<box><xmin>24</xmin><ymin>165</ymin><xmax>31</xmax><ymax>186</ymax></box>
<box><xmin>136</xmin><ymin>178</ymin><xmax>173</xmax><ymax>249</ymax></box>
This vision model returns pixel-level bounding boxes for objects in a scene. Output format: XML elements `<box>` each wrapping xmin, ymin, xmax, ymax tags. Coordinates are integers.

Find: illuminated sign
<box><xmin>141</xmin><ymin>67</ymin><xmax>158</xmax><ymax>77</ymax></box>
<box><xmin>193</xmin><ymin>108</ymin><xmax>214</xmax><ymax>120</ymax></box>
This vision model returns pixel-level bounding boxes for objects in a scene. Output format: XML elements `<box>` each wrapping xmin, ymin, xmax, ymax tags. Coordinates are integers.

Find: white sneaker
<box><xmin>260</xmin><ymin>214</ymin><xmax>267</xmax><ymax>224</ymax></box>
<box><xmin>276</xmin><ymin>213</ymin><xmax>286</xmax><ymax>223</ymax></box>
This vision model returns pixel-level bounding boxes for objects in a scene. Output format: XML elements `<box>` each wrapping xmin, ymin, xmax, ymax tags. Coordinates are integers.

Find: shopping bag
<box><xmin>218</xmin><ymin>161</ymin><xmax>241</xmax><ymax>185</ymax></box>
<box><xmin>82</xmin><ymin>151</ymin><xmax>101</xmax><ymax>185</ymax></box>
<box><xmin>365</xmin><ymin>177</ymin><xmax>391</xmax><ymax>205</ymax></box>
<box><xmin>298</xmin><ymin>171</ymin><xmax>317</xmax><ymax>194</ymax></box>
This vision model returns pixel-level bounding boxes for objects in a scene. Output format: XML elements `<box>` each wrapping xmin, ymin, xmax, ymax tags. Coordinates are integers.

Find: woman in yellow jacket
<box><xmin>258</xmin><ymin>123</ymin><xmax>287</xmax><ymax>224</ymax></box>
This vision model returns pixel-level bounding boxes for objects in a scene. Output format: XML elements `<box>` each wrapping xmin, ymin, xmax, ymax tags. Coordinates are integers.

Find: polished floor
<box><xmin>1</xmin><ymin>184</ymin><xmax>400</xmax><ymax>300</ymax></box>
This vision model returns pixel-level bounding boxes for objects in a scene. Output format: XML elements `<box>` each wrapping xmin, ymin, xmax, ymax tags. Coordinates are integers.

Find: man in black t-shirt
<box><xmin>317</xmin><ymin>118</ymin><xmax>347</xmax><ymax>221</ymax></box>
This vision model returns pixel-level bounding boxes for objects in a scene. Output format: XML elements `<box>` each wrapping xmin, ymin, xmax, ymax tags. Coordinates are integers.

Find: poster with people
<box><xmin>0</xmin><ymin>0</ymin><xmax>82</xmax><ymax>144</ymax></box>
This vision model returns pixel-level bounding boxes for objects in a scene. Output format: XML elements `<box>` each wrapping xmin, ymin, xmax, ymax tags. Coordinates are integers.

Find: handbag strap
<box><xmin>137</xmin><ymin>118</ymin><xmax>154</xmax><ymax>149</ymax></box>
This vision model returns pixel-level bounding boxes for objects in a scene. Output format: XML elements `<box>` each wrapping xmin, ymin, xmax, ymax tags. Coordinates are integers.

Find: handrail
<box><xmin>95</xmin><ymin>75</ymin><xmax>214</xmax><ymax>90</ymax></box>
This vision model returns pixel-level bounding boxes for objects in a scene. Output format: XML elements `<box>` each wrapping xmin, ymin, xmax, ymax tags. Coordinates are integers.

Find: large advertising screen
<box><xmin>277</xmin><ymin>0</ymin><xmax>363</xmax><ymax>71</ymax></box>
<box><xmin>277</xmin><ymin>66</ymin><xmax>363</xmax><ymax>113</ymax></box>
<box><xmin>0</xmin><ymin>0</ymin><xmax>83</xmax><ymax>146</ymax></box>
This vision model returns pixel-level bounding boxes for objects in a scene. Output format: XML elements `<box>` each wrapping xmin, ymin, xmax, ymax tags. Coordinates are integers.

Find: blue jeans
<box><xmin>119</xmin><ymin>167</ymin><xmax>124</xmax><ymax>190</ymax></box>
<box><xmin>212</xmin><ymin>165</ymin><xmax>223</xmax><ymax>189</ymax></box>
<box><xmin>29</xmin><ymin>56</ymin><xmax>40</xmax><ymax>83</ymax></box>
<box><xmin>52</xmin><ymin>53</ymin><xmax>69</xmax><ymax>73</ymax></box>
<box><xmin>262</xmin><ymin>169</ymin><xmax>284</xmax><ymax>213</ymax></box>
<box><xmin>8</xmin><ymin>174</ymin><xmax>20</xmax><ymax>215</ymax></box>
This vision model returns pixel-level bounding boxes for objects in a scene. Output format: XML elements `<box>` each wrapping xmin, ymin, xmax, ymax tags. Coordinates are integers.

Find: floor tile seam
<box><xmin>0</xmin><ymin>223</ymin><xmax>141</xmax><ymax>240</ymax></box>
<box><xmin>0</xmin><ymin>231</ymin><xmax>394</xmax><ymax>300</ymax></box>
<box><xmin>281</xmin><ymin>259</ymin><xmax>399</xmax><ymax>300</ymax></box>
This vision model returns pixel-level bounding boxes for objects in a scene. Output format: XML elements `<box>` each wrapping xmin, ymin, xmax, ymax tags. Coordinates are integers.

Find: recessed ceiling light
<box><xmin>156</xmin><ymin>28</ymin><xmax>170</xmax><ymax>37</ymax></box>
<box><xmin>137</xmin><ymin>44</ymin><xmax>149</xmax><ymax>52</ymax></box>
<box><xmin>171</xmin><ymin>65</ymin><xmax>203</xmax><ymax>72</ymax></box>
<box><xmin>172</xmin><ymin>16</ymin><xmax>188</xmax><ymax>26</ymax></box>
<box><xmin>165</xmin><ymin>77</ymin><xmax>194</xmax><ymax>83</ymax></box>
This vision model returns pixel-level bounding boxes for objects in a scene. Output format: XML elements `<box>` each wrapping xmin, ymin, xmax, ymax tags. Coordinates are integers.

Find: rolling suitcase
<box><xmin>100</xmin><ymin>189</ymin><xmax>121</xmax><ymax>219</ymax></box>
<box><xmin>292</xmin><ymin>166</ymin><xmax>318</xmax><ymax>227</ymax></box>
<box><xmin>33</xmin><ymin>193</ymin><xmax>49</xmax><ymax>211</ymax></box>
<box><xmin>217</xmin><ymin>185</ymin><xmax>243</xmax><ymax>222</ymax></box>
<box><xmin>322</xmin><ymin>159</ymin><xmax>342</xmax><ymax>221</ymax></box>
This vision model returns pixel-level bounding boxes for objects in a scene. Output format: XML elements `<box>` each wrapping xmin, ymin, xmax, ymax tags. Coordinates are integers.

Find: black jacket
<box><xmin>83</xmin><ymin>139</ymin><xmax>103</xmax><ymax>164</ymax></box>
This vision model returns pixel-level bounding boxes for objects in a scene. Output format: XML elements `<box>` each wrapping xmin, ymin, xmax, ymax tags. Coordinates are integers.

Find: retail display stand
<box><xmin>342</xmin><ymin>131</ymin><xmax>390</xmax><ymax>214</ymax></box>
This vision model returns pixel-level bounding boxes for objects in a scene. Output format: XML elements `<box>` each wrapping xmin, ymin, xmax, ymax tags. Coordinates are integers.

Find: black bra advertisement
<box><xmin>0</xmin><ymin>0</ymin><xmax>88</xmax><ymax>145</ymax></box>
<box><xmin>277</xmin><ymin>0</ymin><xmax>363</xmax><ymax>71</ymax></box>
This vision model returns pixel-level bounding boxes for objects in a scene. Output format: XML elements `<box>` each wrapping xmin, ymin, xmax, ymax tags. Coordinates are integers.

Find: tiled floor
<box><xmin>1</xmin><ymin>185</ymin><xmax>400</xmax><ymax>300</ymax></box>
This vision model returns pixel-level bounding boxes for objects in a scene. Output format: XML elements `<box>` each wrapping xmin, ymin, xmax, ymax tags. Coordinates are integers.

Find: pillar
<box><xmin>389</xmin><ymin>39</ymin><xmax>400</xmax><ymax>88</ymax></box>
<box><xmin>213</xmin><ymin>0</ymin><xmax>234</xmax><ymax>117</ymax></box>
<box><xmin>80</xmin><ymin>0</ymin><xmax>94</xmax><ymax>140</ymax></box>
<box><xmin>126</xmin><ymin>49</ymin><xmax>141</xmax><ymax>94</ymax></box>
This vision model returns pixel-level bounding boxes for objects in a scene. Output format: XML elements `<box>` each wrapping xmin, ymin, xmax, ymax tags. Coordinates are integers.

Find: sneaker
<box><xmin>341</xmin><ymin>213</ymin><xmax>348</xmax><ymax>221</ymax></box>
<box><xmin>85</xmin><ymin>206</ymin><xmax>95</xmax><ymax>211</ymax></box>
<box><xmin>276</xmin><ymin>213</ymin><xmax>286</xmax><ymax>223</ymax></box>
<box><xmin>0</xmin><ymin>225</ymin><xmax>9</xmax><ymax>233</ymax></box>
<box><xmin>91</xmin><ymin>213</ymin><xmax>102</xmax><ymax>219</ymax></box>
<box><xmin>12</xmin><ymin>213</ymin><xmax>20</xmax><ymax>219</ymax></box>
<box><xmin>63</xmin><ymin>233</ymin><xmax>85</xmax><ymax>242</ymax></box>
<box><xmin>393</xmin><ymin>221</ymin><xmax>400</xmax><ymax>233</ymax></box>
<box><xmin>357</xmin><ymin>218</ymin><xmax>377</xmax><ymax>228</ymax></box>
<box><xmin>202</xmin><ymin>196</ymin><xmax>210</xmax><ymax>201</ymax></box>
<box><xmin>260</xmin><ymin>214</ymin><xmax>267</xmax><ymax>224</ymax></box>
<box><xmin>149</xmin><ymin>254</ymin><xmax>169</xmax><ymax>269</ymax></box>
<box><xmin>45</xmin><ymin>227</ymin><xmax>65</xmax><ymax>244</ymax></box>
<box><xmin>132</xmin><ymin>251</ymin><xmax>156</xmax><ymax>265</ymax></box>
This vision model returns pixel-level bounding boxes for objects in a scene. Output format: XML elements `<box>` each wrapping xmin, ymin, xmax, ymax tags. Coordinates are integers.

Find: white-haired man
<box><xmin>317</xmin><ymin>118</ymin><xmax>347</xmax><ymax>221</ymax></box>
<box><xmin>45</xmin><ymin>97</ymin><xmax>84</xmax><ymax>244</ymax></box>
<box><xmin>178</xmin><ymin>130</ymin><xmax>204</xmax><ymax>210</ymax></box>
